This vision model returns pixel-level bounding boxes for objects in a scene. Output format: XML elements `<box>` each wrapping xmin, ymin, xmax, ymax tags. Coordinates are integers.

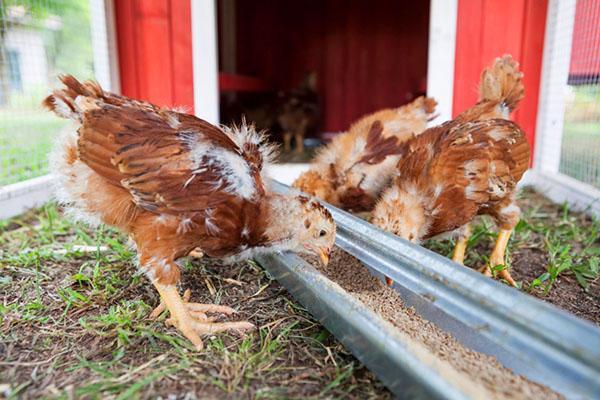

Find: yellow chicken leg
<box><xmin>484</xmin><ymin>229</ymin><xmax>517</xmax><ymax>287</ymax></box>
<box><xmin>452</xmin><ymin>224</ymin><xmax>472</xmax><ymax>264</ymax></box>
<box><xmin>152</xmin><ymin>283</ymin><xmax>254</xmax><ymax>350</ymax></box>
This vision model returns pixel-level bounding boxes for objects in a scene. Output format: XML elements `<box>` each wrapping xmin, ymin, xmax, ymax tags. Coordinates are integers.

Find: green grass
<box><xmin>1</xmin><ymin>189</ymin><xmax>598</xmax><ymax>398</ymax></box>
<box><xmin>521</xmin><ymin>200</ymin><xmax>600</xmax><ymax>293</ymax></box>
<box><xmin>561</xmin><ymin>84</ymin><xmax>600</xmax><ymax>188</ymax></box>
<box><xmin>0</xmin><ymin>203</ymin><xmax>389</xmax><ymax>399</ymax></box>
<box><xmin>424</xmin><ymin>188</ymin><xmax>600</xmax><ymax>304</ymax></box>
<box><xmin>0</xmin><ymin>108</ymin><xmax>67</xmax><ymax>186</ymax></box>
<box><xmin>560</xmin><ymin>121</ymin><xmax>600</xmax><ymax>188</ymax></box>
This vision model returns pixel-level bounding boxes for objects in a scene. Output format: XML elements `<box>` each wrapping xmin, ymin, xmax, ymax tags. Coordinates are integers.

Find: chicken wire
<box><xmin>560</xmin><ymin>0</ymin><xmax>600</xmax><ymax>189</ymax></box>
<box><xmin>0</xmin><ymin>0</ymin><xmax>104</xmax><ymax>187</ymax></box>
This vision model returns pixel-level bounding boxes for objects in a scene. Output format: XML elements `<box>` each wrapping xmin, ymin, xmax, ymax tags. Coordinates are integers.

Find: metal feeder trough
<box><xmin>256</xmin><ymin>181</ymin><xmax>600</xmax><ymax>399</ymax></box>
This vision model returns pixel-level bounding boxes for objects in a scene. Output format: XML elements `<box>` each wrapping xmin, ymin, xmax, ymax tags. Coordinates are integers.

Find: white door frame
<box><xmin>191</xmin><ymin>0</ymin><xmax>458</xmax><ymax>126</ymax></box>
<box><xmin>426</xmin><ymin>0</ymin><xmax>458</xmax><ymax>124</ymax></box>
<box><xmin>191</xmin><ymin>0</ymin><xmax>220</xmax><ymax>124</ymax></box>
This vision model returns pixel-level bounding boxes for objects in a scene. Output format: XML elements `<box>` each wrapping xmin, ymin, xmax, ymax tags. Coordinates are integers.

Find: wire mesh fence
<box><xmin>0</xmin><ymin>0</ymin><xmax>98</xmax><ymax>187</ymax></box>
<box><xmin>561</xmin><ymin>0</ymin><xmax>600</xmax><ymax>189</ymax></box>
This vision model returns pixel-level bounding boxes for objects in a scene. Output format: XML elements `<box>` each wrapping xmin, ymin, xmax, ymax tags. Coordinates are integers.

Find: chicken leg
<box><xmin>483</xmin><ymin>229</ymin><xmax>517</xmax><ymax>287</ymax></box>
<box><xmin>283</xmin><ymin>132</ymin><xmax>293</xmax><ymax>153</ymax></box>
<box><xmin>152</xmin><ymin>283</ymin><xmax>254</xmax><ymax>350</ymax></box>
<box><xmin>294</xmin><ymin>131</ymin><xmax>305</xmax><ymax>154</ymax></box>
<box><xmin>451</xmin><ymin>224</ymin><xmax>471</xmax><ymax>264</ymax></box>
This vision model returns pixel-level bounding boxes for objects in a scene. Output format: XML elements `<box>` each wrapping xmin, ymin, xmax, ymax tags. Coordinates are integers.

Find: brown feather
<box><xmin>45</xmin><ymin>75</ymin><xmax>279</xmax><ymax>286</ymax></box>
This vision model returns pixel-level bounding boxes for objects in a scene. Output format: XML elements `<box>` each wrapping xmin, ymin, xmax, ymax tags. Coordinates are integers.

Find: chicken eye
<box><xmin>319</xmin><ymin>230</ymin><xmax>327</xmax><ymax>237</ymax></box>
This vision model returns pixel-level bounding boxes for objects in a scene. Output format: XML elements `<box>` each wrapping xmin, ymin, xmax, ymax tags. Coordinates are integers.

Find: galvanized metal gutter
<box><xmin>255</xmin><ymin>251</ymin><xmax>468</xmax><ymax>400</ymax></box>
<box><xmin>268</xmin><ymin>181</ymin><xmax>600</xmax><ymax>399</ymax></box>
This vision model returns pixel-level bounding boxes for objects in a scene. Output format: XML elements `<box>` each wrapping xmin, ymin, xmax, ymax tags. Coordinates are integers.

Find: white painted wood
<box><xmin>266</xmin><ymin>164</ymin><xmax>310</xmax><ymax>186</ymax></box>
<box><xmin>89</xmin><ymin>0</ymin><xmax>119</xmax><ymax>92</ymax></box>
<box><xmin>103</xmin><ymin>0</ymin><xmax>121</xmax><ymax>93</ymax></box>
<box><xmin>427</xmin><ymin>0</ymin><xmax>458</xmax><ymax>124</ymax></box>
<box><xmin>533</xmin><ymin>0</ymin><xmax>576</xmax><ymax>174</ymax></box>
<box><xmin>191</xmin><ymin>0</ymin><xmax>220</xmax><ymax>124</ymax></box>
<box><xmin>0</xmin><ymin>175</ymin><xmax>56</xmax><ymax>220</ymax></box>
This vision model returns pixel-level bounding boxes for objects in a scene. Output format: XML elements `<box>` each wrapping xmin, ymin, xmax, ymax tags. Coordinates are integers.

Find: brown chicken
<box><xmin>293</xmin><ymin>96</ymin><xmax>437</xmax><ymax>212</ymax></box>
<box><xmin>372</xmin><ymin>119</ymin><xmax>529</xmax><ymax>286</ymax></box>
<box><xmin>445</xmin><ymin>54</ymin><xmax>525</xmax><ymax>268</ymax></box>
<box><xmin>372</xmin><ymin>56</ymin><xmax>528</xmax><ymax>286</ymax></box>
<box><xmin>44</xmin><ymin>76</ymin><xmax>336</xmax><ymax>350</ymax></box>
<box><xmin>278</xmin><ymin>72</ymin><xmax>319</xmax><ymax>154</ymax></box>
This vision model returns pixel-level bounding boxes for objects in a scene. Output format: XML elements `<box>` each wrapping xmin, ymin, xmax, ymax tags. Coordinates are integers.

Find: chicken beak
<box><xmin>318</xmin><ymin>248</ymin><xmax>330</xmax><ymax>266</ymax></box>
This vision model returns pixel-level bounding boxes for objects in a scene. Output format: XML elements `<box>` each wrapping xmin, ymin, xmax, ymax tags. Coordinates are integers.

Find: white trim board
<box><xmin>89</xmin><ymin>0</ymin><xmax>120</xmax><ymax>92</ymax></box>
<box><xmin>533</xmin><ymin>0</ymin><xmax>576</xmax><ymax>173</ymax></box>
<box><xmin>191</xmin><ymin>0</ymin><xmax>220</xmax><ymax>124</ymax></box>
<box><xmin>0</xmin><ymin>175</ymin><xmax>56</xmax><ymax>220</ymax></box>
<box><xmin>426</xmin><ymin>0</ymin><xmax>458</xmax><ymax>124</ymax></box>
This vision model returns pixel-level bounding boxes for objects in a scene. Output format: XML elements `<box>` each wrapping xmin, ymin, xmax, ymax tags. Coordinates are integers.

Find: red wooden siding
<box><xmin>570</xmin><ymin>0</ymin><xmax>600</xmax><ymax>78</ymax></box>
<box><xmin>233</xmin><ymin>0</ymin><xmax>430</xmax><ymax>133</ymax></box>
<box><xmin>114</xmin><ymin>0</ymin><xmax>194</xmax><ymax>111</ymax></box>
<box><xmin>453</xmin><ymin>0</ymin><xmax>548</xmax><ymax>151</ymax></box>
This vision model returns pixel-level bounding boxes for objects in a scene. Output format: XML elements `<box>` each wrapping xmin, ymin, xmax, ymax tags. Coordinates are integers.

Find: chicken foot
<box><xmin>480</xmin><ymin>229</ymin><xmax>517</xmax><ymax>287</ymax></box>
<box><xmin>151</xmin><ymin>283</ymin><xmax>254</xmax><ymax>350</ymax></box>
<box><xmin>451</xmin><ymin>224</ymin><xmax>472</xmax><ymax>264</ymax></box>
<box><xmin>188</xmin><ymin>249</ymin><xmax>204</xmax><ymax>259</ymax></box>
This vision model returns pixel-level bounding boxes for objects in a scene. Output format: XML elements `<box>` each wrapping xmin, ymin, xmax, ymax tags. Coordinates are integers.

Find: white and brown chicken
<box><xmin>44</xmin><ymin>76</ymin><xmax>336</xmax><ymax>350</ymax></box>
<box><xmin>293</xmin><ymin>96</ymin><xmax>437</xmax><ymax>212</ymax></box>
<box><xmin>373</xmin><ymin>55</ymin><xmax>528</xmax><ymax>286</ymax></box>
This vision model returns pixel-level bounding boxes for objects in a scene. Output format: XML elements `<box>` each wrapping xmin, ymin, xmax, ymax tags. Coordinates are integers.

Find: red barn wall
<box><xmin>114</xmin><ymin>0</ymin><xmax>194</xmax><ymax>111</ymax></box>
<box><xmin>453</xmin><ymin>0</ymin><xmax>548</xmax><ymax>151</ymax></box>
<box><xmin>234</xmin><ymin>0</ymin><xmax>430</xmax><ymax>133</ymax></box>
<box><xmin>570</xmin><ymin>0</ymin><xmax>600</xmax><ymax>79</ymax></box>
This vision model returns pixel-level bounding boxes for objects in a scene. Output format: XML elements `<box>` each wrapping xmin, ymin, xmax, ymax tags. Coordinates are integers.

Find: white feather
<box><xmin>51</xmin><ymin>97</ymin><xmax>77</xmax><ymax>119</ymax></box>
<box><xmin>204</xmin><ymin>208</ymin><xmax>221</xmax><ymax>235</ymax></box>
<box><xmin>187</xmin><ymin>135</ymin><xmax>256</xmax><ymax>199</ymax></box>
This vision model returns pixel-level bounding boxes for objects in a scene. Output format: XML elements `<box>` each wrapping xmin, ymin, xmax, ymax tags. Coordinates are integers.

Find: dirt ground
<box><xmin>0</xmin><ymin>206</ymin><xmax>389</xmax><ymax>399</ymax></box>
<box><xmin>0</xmin><ymin>188</ymin><xmax>597</xmax><ymax>398</ymax></box>
<box><xmin>424</xmin><ymin>187</ymin><xmax>599</xmax><ymax>324</ymax></box>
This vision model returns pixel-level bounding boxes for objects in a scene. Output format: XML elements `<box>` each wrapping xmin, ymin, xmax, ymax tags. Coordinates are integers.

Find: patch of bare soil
<box><xmin>514</xmin><ymin>189</ymin><xmax>599</xmax><ymax>324</ymax></box>
<box><xmin>1</xmin><ymin>248</ymin><xmax>390</xmax><ymax>399</ymax></box>
<box><xmin>425</xmin><ymin>188</ymin><xmax>599</xmax><ymax>325</ymax></box>
<box><xmin>511</xmin><ymin>247</ymin><xmax>600</xmax><ymax>323</ymax></box>
<box><xmin>309</xmin><ymin>248</ymin><xmax>563</xmax><ymax>400</ymax></box>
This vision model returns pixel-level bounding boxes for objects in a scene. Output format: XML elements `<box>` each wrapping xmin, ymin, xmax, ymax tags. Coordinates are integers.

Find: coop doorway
<box><xmin>215</xmin><ymin>0</ymin><xmax>431</xmax><ymax>161</ymax></box>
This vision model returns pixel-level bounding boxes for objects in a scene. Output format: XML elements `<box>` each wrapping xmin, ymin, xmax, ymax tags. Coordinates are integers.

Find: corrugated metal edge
<box><xmin>271</xmin><ymin>181</ymin><xmax>600</xmax><ymax>399</ymax></box>
<box><xmin>255</xmin><ymin>252</ymin><xmax>469</xmax><ymax>400</ymax></box>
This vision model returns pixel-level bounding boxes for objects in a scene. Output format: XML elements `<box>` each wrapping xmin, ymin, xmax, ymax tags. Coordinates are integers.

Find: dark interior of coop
<box><xmin>217</xmin><ymin>0</ymin><xmax>430</xmax><ymax>150</ymax></box>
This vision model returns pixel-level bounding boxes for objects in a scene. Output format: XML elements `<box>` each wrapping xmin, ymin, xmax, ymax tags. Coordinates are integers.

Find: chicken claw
<box><xmin>483</xmin><ymin>229</ymin><xmax>517</xmax><ymax>287</ymax></box>
<box><xmin>188</xmin><ymin>249</ymin><xmax>204</xmax><ymax>259</ymax></box>
<box><xmin>152</xmin><ymin>284</ymin><xmax>254</xmax><ymax>350</ymax></box>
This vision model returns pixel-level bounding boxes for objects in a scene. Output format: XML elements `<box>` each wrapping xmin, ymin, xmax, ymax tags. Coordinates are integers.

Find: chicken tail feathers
<box><xmin>479</xmin><ymin>55</ymin><xmax>524</xmax><ymax>113</ymax></box>
<box><xmin>42</xmin><ymin>75</ymin><xmax>104</xmax><ymax>120</ymax></box>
